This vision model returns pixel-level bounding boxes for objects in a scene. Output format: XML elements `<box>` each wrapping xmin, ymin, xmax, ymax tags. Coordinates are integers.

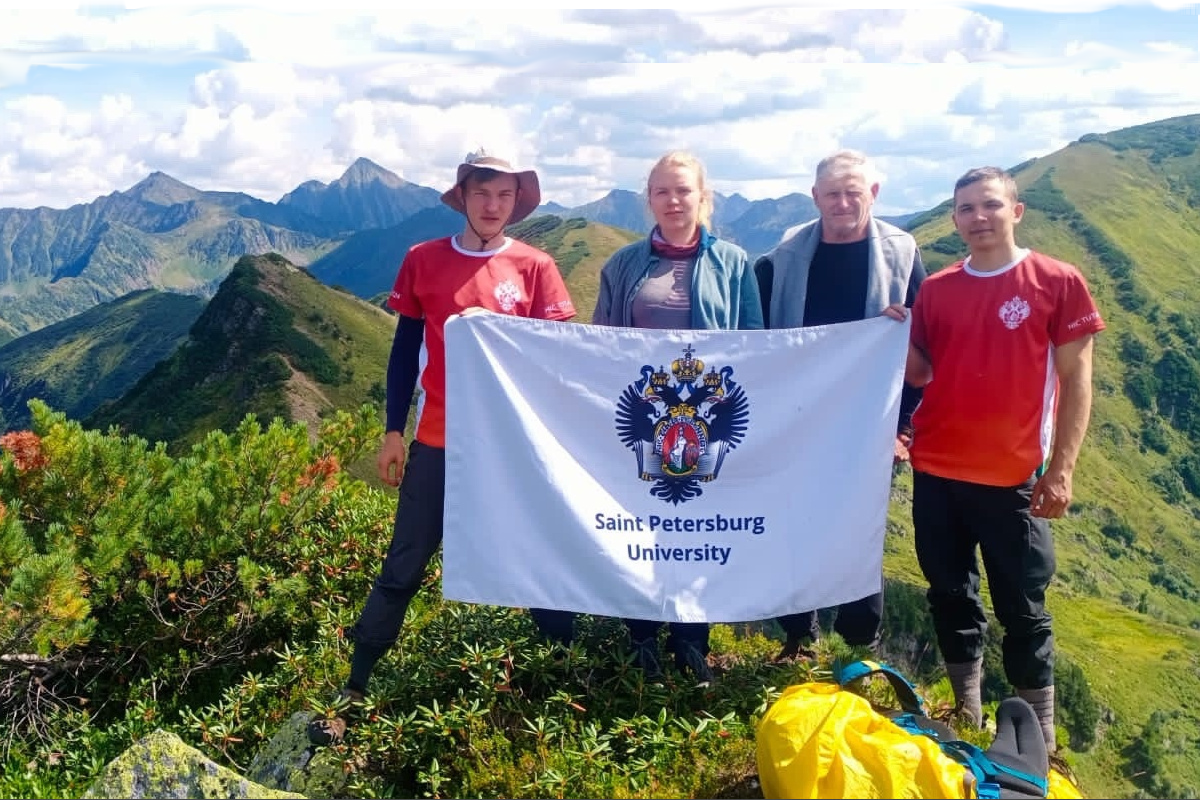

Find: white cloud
<box><xmin>191</xmin><ymin>63</ymin><xmax>342</xmax><ymax>115</ymax></box>
<box><xmin>0</xmin><ymin>4</ymin><xmax>1197</xmax><ymax>215</ymax></box>
<box><xmin>0</xmin><ymin>54</ymin><xmax>30</xmax><ymax>90</ymax></box>
<box><xmin>332</xmin><ymin>99</ymin><xmax>532</xmax><ymax>172</ymax></box>
<box><xmin>2</xmin><ymin>7</ymin><xmax>247</xmax><ymax>61</ymax></box>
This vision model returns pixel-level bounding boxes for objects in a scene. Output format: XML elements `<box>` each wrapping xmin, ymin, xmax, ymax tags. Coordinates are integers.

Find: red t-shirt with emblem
<box><xmin>389</xmin><ymin>236</ymin><xmax>577</xmax><ymax>447</ymax></box>
<box><xmin>909</xmin><ymin>249</ymin><xmax>1105</xmax><ymax>487</ymax></box>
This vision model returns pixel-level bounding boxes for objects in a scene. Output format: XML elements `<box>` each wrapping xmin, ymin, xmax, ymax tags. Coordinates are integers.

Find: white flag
<box><xmin>443</xmin><ymin>312</ymin><xmax>908</xmax><ymax>623</ymax></box>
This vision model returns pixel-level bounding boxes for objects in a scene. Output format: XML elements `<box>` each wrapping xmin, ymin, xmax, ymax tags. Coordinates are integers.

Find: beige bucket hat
<box><xmin>440</xmin><ymin>148</ymin><xmax>541</xmax><ymax>225</ymax></box>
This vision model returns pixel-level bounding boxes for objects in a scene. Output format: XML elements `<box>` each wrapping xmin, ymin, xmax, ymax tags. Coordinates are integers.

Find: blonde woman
<box><xmin>591</xmin><ymin>150</ymin><xmax>762</xmax><ymax>685</ymax></box>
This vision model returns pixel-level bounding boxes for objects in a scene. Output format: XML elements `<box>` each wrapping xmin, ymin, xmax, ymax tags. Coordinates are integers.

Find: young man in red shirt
<box><xmin>905</xmin><ymin>166</ymin><xmax>1105</xmax><ymax>751</ymax></box>
<box><xmin>309</xmin><ymin>150</ymin><xmax>577</xmax><ymax>746</ymax></box>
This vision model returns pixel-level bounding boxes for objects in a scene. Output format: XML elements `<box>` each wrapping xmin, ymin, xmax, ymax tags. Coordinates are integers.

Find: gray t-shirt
<box><xmin>631</xmin><ymin>256</ymin><xmax>693</xmax><ymax>329</ymax></box>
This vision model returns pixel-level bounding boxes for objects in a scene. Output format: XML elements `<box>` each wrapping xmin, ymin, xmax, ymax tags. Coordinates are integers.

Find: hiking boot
<box><xmin>774</xmin><ymin>636</ymin><xmax>817</xmax><ymax>663</ymax></box>
<box><xmin>676</xmin><ymin>643</ymin><xmax>715</xmax><ymax>688</ymax></box>
<box><xmin>936</xmin><ymin>700</ymin><xmax>984</xmax><ymax>732</ymax></box>
<box><xmin>632</xmin><ymin>638</ymin><xmax>663</xmax><ymax>681</ymax></box>
<box><xmin>306</xmin><ymin>688</ymin><xmax>364</xmax><ymax>746</ymax></box>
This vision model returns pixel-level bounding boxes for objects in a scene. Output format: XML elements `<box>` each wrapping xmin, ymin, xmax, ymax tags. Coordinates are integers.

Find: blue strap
<box><xmin>940</xmin><ymin>740</ymin><xmax>1049</xmax><ymax>797</ymax></box>
<box><xmin>890</xmin><ymin>712</ymin><xmax>950</xmax><ymax>741</ymax></box>
<box><xmin>833</xmin><ymin>659</ymin><xmax>928</xmax><ymax>716</ymax></box>
<box><xmin>977</xmin><ymin>781</ymin><xmax>1002</xmax><ymax>799</ymax></box>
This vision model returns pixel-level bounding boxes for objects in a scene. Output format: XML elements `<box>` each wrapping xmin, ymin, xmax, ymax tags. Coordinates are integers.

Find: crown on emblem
<box><xmin>669</xmin><ymin>403</ymin><xmax>697</xmax><ymax>419</ymax></box>
<box><xmin>671</xmin><ymin>344</ymin><xmax>704</xmax><ymax>383</ymax></box>
<box><xmin>703</xmin><ymin>367</ymin><xmax>722</xmax><ymax>388</ymax></box>
<box><xmin>649</xmin><ymin>365</ymin><xmax>671</xmax><ymax>389</ymax></box>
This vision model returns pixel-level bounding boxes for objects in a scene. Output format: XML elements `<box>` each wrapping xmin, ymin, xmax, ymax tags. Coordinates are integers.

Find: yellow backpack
<box><xmin>755</xmin><ymin>660</ymin><xmax>1084</xmax><ymax>799</ymax></box>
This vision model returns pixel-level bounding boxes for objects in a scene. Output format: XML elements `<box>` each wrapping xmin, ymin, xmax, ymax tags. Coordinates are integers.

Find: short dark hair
<box><xmin>954</xmin><ymin>166</ymin><xmax>1019</xmax><ymax>202</ymax></box>
<box><xmin>461</xmin><ymin>168</ymin><xmax>518</xmax><ymax>190</ymax></box>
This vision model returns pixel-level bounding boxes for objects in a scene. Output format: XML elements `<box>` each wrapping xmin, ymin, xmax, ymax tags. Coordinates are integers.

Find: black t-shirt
<box><xmin>753</xmin><ymin>233</ymin><xmax>926</xmax><ymax>434</ymax></box>
<box><xmin>803</xmin><ymin>238</ymin><xmax>871</xmax><ymax>326</ymax></box>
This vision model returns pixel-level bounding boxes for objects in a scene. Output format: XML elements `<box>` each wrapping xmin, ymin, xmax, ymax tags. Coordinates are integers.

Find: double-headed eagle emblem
<box><xmin>614</xmin><ymin>344</ymin><xmax>750</xmax><ymax>505</ymax></box>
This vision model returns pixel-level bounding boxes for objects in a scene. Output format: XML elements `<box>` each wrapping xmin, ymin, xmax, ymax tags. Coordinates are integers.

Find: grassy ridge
<box><xmin>902</xmin><ymin>119</ymin><xmax>1200</xmax><ymax>797</ymax></box>
<box><xmin>510</xmin><ymin>216</ymin><xmax>642</xmax><ymax>320</ymax></box>
<box><xmin>84</xmin><ymin>254</ymin><xmax>395</xmax><ymax>484</ymax></box>
<box><xmin>0</xmin><ymin>289</ymin><xmax>206</xmax><ymax>432</ymax></box>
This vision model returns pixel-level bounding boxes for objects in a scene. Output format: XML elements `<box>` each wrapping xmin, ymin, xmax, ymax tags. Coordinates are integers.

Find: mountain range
<box><xmin>0</xmin><ymin>171</ymin><xmax>336</xmax><ymax>343</ymax></box>
<box><xmin>0</xmin><ymin>155</ymin><xmax>861</xmax><ymax>343</ymax></box>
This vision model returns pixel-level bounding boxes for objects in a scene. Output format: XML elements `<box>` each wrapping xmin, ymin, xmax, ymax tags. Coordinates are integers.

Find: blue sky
<box><xmin>984</xmin><ymin>5</ymin><xmax>1194</xmax><ymax>50</ymax></box>
<box><xmin>1</xmin><ymin>3</ymin><xmax>1198</xmax><ymax>215</ymax></box>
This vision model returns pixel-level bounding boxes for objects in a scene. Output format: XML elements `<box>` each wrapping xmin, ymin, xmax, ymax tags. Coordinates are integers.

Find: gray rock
<box><xmin>247</xmin><ymin>711</ymin><xmax>351</xmax><ymax>798</ymax></box>
<box><xmin>82</xmin><ymin>728</ymin><xmax>305</xmax><ymax>799</ymax></box>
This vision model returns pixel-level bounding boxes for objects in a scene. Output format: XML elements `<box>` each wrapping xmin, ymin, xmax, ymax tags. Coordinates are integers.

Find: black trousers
<box><xmin>912</xmin><ymin>470</ymin><xmax>1056</xmax><ymax>689</ymax></box>
<box><xmin>350</xmin><ymin>441</ymin><xmax>446</xmax><ymax>652</ymax></box>
<box><xmin>350</xmin><ymin>441</ymin><xmax>580</xmax><ymax>653</ymax></box>
<box><xmin>624</xmin><ymin>619</ymin><xmax>709</xmax><ymax>656</ymax></box>
<box><xmin>777</xmin><ymin>588</ymin><xmax>884</xmax><ymax>649</ymax></box>
<box><xmin>529</xmin><ymin>607</ymin><xmax>575</xmax><ymax>644</ymax></box>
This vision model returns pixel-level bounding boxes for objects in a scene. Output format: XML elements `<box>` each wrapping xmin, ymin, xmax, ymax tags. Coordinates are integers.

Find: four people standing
<box><xmin>314</xmin><ymin>146</ymin><xmax>1103</xmax><ymax>755</ymax></box>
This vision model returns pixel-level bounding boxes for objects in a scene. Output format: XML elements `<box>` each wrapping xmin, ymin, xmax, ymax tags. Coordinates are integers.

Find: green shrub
<box><xmin>1100</xmin><ymin>515</ymin><xmax>1137</xmax><ymax>548</ymax></box>
<box><xmin>1155</xmin><ymin>349</ymin><xmax>1200</xmax><ymax>437</ymax></box>
<box><xmin>1179</xmin><ymin>454</ymin><xmax>1200</xmax><ymax>498</ymax></box>
<box><xmin>1021</xmin><ymin>171</ymin><xmax>1076</xmax><ymax>218</ymax></box>
<box><xmin>1141</xmin><ymin>414</ymin><xmax>1171</xmax><ymax>454</ymax></box>
<box><xmin>0</xmin><ymin>400</ymin><xmax>381</xmax><ymax>743</ymax></box>
<box><xmin>1056</xmin><ymin>658</ymin><xmax>1100</xmax><ymax>750</ymax></box>
<box><xmin>1150</xmin><ymin>468</ymin><xmax>1187</xmax><ymax>505</ymax></box>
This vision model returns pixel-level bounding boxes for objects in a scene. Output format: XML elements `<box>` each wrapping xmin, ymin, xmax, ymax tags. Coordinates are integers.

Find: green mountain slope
<box><xmin>306</xmin><ymin>205</ymin><xmax>462</xmax><ymax>298</ymax></box>
<box><xmin>86</xmin><ymin>253</ymin><xmax>396</xmax><ymax>462</ymax></box>
<box><xmin>0</xmin><ymin>289</ymin><xmax>206</xmax><ymax>432</ymax></box>
<box><xmin>507</xmin><ymin>215</ymin><xmax>642</xmax><ymax>315</ymax></box>
<box><xmin>900</xmin><ymin>113</ymin><xmax>1200</xmax><ymax>798</ymax></box>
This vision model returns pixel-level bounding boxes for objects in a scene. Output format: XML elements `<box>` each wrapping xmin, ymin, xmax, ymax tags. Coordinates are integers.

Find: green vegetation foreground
<box><xmin>0</xmin><ymin>400</ymin><xmax>1188</xmax><ymax>799</ymax></box>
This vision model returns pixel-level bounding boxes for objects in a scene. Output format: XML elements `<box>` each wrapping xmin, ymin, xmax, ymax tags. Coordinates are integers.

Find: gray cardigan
<box><xmin>755</xmin><ymin>217</ymin><xmax>921</xmax><ymax>328</ymax></box>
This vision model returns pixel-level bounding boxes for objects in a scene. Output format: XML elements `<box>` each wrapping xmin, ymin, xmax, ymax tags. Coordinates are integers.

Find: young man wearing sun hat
<box><xmin>308</xmin><ymin>149</ymin><xmax>577</xmax><ymax>746</ymax></box>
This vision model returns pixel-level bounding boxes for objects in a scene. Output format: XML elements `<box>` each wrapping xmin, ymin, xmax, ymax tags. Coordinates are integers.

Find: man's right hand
<box><xmin>905</xmin><ymin>341</ymin><xmax>932</xmax><ymax>388</ymax></box>
<box><xmin>377</xmin><ymin>430</ymin><xmax>408</xmax><ymax>487</ymax></box>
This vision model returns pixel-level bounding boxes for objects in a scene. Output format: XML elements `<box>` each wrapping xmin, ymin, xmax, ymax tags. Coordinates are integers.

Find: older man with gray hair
<box><xmin>753</xmin><ymin>148</ymin><xmax>926</xmax><ymax>661</ymax></box>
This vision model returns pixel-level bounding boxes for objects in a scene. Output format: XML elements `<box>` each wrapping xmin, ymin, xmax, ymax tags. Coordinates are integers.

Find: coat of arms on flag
<box><xmin>614</xmin><ymin>344</ymin><xmax>749</xmax><ymax>505</ymax></box>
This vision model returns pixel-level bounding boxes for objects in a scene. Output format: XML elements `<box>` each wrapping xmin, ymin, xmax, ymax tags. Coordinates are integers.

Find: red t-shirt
<box><xmin>909</xmin><ymin>249</ymin><xmax>1105</xmax><ymax>486</ymax></box>
<box><xmin>388</xmin><ymin>236</ymin><xmax>577</xmax><ymax>447</ymax></box>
